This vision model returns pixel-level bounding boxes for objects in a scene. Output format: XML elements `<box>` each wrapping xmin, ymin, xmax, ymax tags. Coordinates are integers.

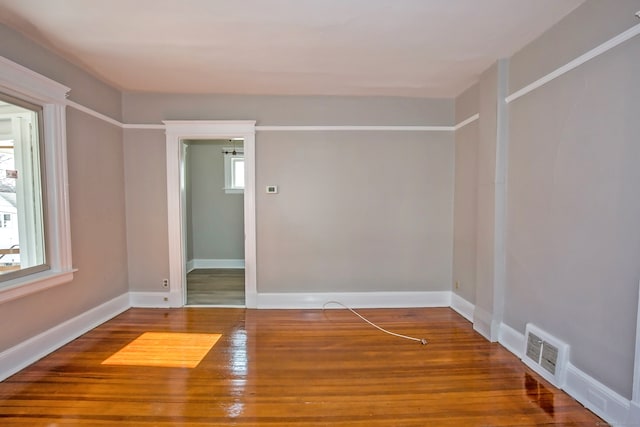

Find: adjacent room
<box><xmin>0</xmin><ymin>0</ymin><xmax>639</xmax><ymax>425</ymax></box>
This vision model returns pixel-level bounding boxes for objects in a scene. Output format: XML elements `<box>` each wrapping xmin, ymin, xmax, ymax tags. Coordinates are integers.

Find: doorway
<box><xmin>184</xmin><ymin>139</ymin><xmax>245</xmax><ymax>306</ymax></box>
<box><xmin>164</xmin><ymin>121</ymin><xmax>257</xmax><ymax>308</ymax></box>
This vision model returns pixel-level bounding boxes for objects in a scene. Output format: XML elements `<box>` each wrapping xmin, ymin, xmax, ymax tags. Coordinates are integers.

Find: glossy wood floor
<box><xmin>0</xmin><ymin>308</ymin><xmax>603</xmax><ymax>426</ymax></box>
<box><xmin>186</xmin><ymin>268</ymin><xmax>245</xmax><ymax>306</ymax></box>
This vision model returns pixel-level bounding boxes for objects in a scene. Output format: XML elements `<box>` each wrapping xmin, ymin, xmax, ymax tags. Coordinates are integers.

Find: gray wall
<box><xmin>123</xmin><ymin>129</ymin><xmax>169</xmax><ymax>290</ymax></box>
<box><xmin>0</xmin><ymin>24</ymin><xmax>128</xmax><ymax>350</ymax></box>
<box><xmin>256</xmin><ymin>131</ymin><xmax>453</xmax><ymax>293</ymax></box>
<box><xmin>452</xmin><ymin>84</ymin><xmax>478</xmax><ymax>303</ymax></box>
<box><xmin>504</xmin><ymin>0</ymin><xmax>640</xmax><ymax>399</ymax></box>
<box><xmin>473</xmin><ymin>63</ymin><xmax>498</xmax><ymax>324</ymax></box>
<box><xmin>122</xmin><ymin>94</ymin><xmax>455</xmax><ymax>294</ymax></box>
<box><xmin>186</xmin><ymin>140</ymin><xmax>244</xmax><ymax>261</ymax></box>
<box><xmin>451</xmin><ymin>0</ymin><xmax>640</xmax><ymax>399</ymax></box>
<box><xmin>122</xmin><ymin>94</ymin><xmax>453</xmax><ymax>126</ymax></box>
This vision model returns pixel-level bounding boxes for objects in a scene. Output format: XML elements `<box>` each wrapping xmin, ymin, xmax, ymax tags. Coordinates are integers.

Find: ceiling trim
<box><xmin>506</xmin><ymin>16</ymin><xmax>640</xmax><ymax>104</ymax></box>
<box><xmin>254</xmin><ymin>125</ymin><xmax>454</xmax><ymax>132</ymax></box>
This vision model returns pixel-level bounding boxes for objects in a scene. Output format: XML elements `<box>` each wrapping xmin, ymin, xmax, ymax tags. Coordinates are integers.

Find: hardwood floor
<box><xmin>0</xmin><ymin>307</ymin><xmax>602</xmax><ymax>426</ymax></box>
<box><xmin>186</xmin><ymin>268</ymin><xmax>245</xmax><ymax>306</ymax></box>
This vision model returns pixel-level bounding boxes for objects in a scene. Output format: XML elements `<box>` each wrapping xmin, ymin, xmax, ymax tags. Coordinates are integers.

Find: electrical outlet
<box><xmin>455</xmin><ymin>281</ymin><xmax>460</xmax><ymax>289</ymax></box>
<box><xmin>162</xmin><ymin>279</ymin><xmax>169</xmax><ymax>288</ymax></box>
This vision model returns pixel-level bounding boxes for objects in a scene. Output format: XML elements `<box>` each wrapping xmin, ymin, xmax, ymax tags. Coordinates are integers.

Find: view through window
<box><xmin>223</xmin><ymin>142</ymin><xmax>244</xmax><ymax>194</ymax></box>
<box><xmin>0</xmin><ymin>95</ymin><xmax>47</xmax><ymax>278</ymax></box>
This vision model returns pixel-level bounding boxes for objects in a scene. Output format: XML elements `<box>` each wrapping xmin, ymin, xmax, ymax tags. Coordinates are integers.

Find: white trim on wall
<box><xmin>0</xmin><ymin>56</ymin><xmax>69</xmax><ymax>102</ymax></box>
<box><xmin>65</xmin><ymin>99</ymin><xmax>123</xmax><ymax>127</ymax></box>
<box><xmin>472</xmin><ymin>306</ymin><xmax>493</xmax><ymax>341</ymax></box>
<box><xmin>630</xmin><ymin>280</ymin><xmax>640</xmax><ymax>425</ymax></box>
<box><xmin>0</xmin><ymin>55</ymin><xmax>76</xmax><ymax>303</ymax></box>
<box><xmin>634</xmin><ymin>280</ymin><xmax>640</xmax><ymax>401</ymax></box>
<box><xmin>506</xmin><ymin>19</ymin><xmax>640</xmax><ymax>104</ymax></box>
<box><xmin>564</xmin><ymin>363</ymin><xmax>631</xmax><ymax>426</ymax></box>
<box><xmin>121</xmin><ymin>123</ymin><xmax>165</xmax><ymax>130</ymax></box>
<box><xmin>129</xmin><ymin>291</ymin><xmax>178</xmax><ymax>308</ymax></box>
<box><xmin>491</xmin><ymin>58</ymin><xmax>509</xmax><ymax>341</ymax></box>
<box><xmin>0</xmin><ymin>293</ymin><xmax>129</xmax><ymax>381</ymax></box>
<box><xmin>255</xmin><ymin>125</ymin><xmax>454</xmax><ymax>132</ymax></box>
<box><xmin>450</xmin><ymin>292</ymin><xmax>474</xmax><ymax>322</ymax></box>
<box><xmin>497</xmin><ymin>322</ymin><xmax>635</xmax><ymax>426</ymax></box>
<box><xmin>453</xmin><ymin>113</ymin><xmax>479</xmax><ymax>130</ymax></box>
<box><xmin>188</xmin><ymin>259</ymin><xmax>246</xmax><ymax>270</ymax></box>
<box><xmin>497</xmin><ymin>322</ymin><xmax>524</xmax><ymax>358</ymax></box>
<box><xmin>60</xmin><ymin>93</ymin><xmax>479</xmax><ymax>134</ymax></box>
<box><xmin>256</xmin><ymin>291</ymin><xmax>451</xmax><ymax>309</ymax></box>
<box><xmin>164</xmin><ymin>121</ymin><xmax>257</xmax><ymax>308</ymax></box>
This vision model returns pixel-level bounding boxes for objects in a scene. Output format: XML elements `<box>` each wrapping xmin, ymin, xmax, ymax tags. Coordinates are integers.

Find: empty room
<box><xmin>0</xmin><ymin>0</ymin><xmax>639</xmax><ymax>425</ymax></box>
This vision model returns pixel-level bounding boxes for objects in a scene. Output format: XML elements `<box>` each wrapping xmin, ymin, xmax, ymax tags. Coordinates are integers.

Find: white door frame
<box><xmin>164</xmin><ymin>120</ymin><xmax>257</xmax><ymax>308</ymax></box>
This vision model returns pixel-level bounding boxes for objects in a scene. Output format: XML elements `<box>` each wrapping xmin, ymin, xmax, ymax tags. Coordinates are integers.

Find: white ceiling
<box><xmin>0</xmin><ymin>0</ymin><xmax>585</xmax><ymax>98</ymax></box>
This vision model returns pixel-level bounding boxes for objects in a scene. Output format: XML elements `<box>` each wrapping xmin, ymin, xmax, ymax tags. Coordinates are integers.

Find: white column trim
<box><xmin>491</xmin><ymin>58</ymin><xmax>509</xmax><ymax>340</ymax></box>
<box><xmin>633</xmin><ymin>280</ymin><xmax>640</xmax><ymax>403</ymax></box>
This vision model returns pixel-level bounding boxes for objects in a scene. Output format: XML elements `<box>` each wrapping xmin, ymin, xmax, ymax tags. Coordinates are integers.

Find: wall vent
<box><xmin>522</xmin><ymin>324</ymin><xmax>569</xmax><ymax>388</ymax></box>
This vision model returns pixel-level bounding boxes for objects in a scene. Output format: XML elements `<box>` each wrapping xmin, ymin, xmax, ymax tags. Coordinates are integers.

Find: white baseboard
<box><xmin>629</xmin><ymin>401</ymin><xmax>640</xmax><ymax>426</ymax></box>
<box><xmin>498</xmin><ymin>322</ymin><xmax>524</xmax><ymax>358</ymax></box>
<box><xmin>472</xmin><ymin>306</ymin><xmax>493</xmax><ymax>341</ymax></box>
<box><xmin>190</xmin><ymin>259</ymin><xmax>245</xmax><ymax>269</ymax></box>
<box><xmin>564</xmin><ymin>362</ymin><xmax>631</xmax><ymax>426</ymax></box>
<box><xmin>256</xmin><ymin>291</ymin><xmax>451</xmax><ymax>309</ymax></box>
<box><xmin>129</xmin><ymin>291</ymin><xmax>179</xmax><ymax>308</ymax></box>
<box><xmin>450</xmin><ymin>293</ymin><xmax>474</xmax><ymax>322</ymax></box>
<box><xmin>496</xmin><ymin>322</ymin><xmax>634</xmax><ymax>426</ymax></box>
<box><xmin>0</xmin><ymin>293</ymin><xmax>129</xmax><ymax>381</ymax></box>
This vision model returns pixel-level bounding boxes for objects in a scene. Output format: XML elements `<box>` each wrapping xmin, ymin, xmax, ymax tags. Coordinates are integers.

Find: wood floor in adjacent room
<box><xmin>186</xmin><ymin>268</ymin><xmax>245</xmax><ymax>306</ymax></box>
<box><xmin>0</xmin><ymin>307</ymin><xmax>602</xmax><ymax>426</ymax></box>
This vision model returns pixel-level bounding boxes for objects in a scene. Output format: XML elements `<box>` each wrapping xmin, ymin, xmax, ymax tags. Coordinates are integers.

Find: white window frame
<box><xmin>223</xmin><ymin>147</ymin><xmax>244</xmax><ymax>194</ymax></box>
<box><xmin>3</xmin><ymin>106</ymin><xmax>47</xmax><ymax>271</ymax></box>
<box><xmin>0</xmin><ymin>56</ymin><xmax>75</xmax><ymax>303</ymax></box>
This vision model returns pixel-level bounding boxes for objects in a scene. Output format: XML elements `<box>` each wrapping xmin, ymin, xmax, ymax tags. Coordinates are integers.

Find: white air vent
<box><xmin>522</xmin><ymin>324</ymin><xmax>569</xmax><ymax>388</ymax></box>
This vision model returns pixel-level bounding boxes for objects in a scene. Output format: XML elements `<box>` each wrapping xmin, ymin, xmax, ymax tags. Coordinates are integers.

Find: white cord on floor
<box><xmin>322</xmin><ymin>301</ymin><xmax>428</xmax><ymax>345</ymax></box>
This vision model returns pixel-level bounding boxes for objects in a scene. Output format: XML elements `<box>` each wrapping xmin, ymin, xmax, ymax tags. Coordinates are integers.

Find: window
<box><xmin>223</xmin><ymin>145</ymin><xmax>244</xmax><ymax>194</ymax></box>
<box><xmin>0</xmin><ymin>95</ymin><xmax>47</xmax><ymax>277</ymax></box>
<box><xmin>0</xmin><ymin>56</ymin><xmax>74</xmax><ymax>302</ymax></box>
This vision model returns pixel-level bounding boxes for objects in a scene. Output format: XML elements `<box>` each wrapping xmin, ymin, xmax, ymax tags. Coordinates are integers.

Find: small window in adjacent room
<box><xmin>223</xmin><ymin>143</ymin><xmax>244</xmax><ymax>194</ymax></box>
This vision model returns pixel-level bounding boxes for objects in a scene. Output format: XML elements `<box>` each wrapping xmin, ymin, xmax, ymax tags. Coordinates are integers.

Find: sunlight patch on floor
<box><xmin>102</xmin><ymin>332</ymin><xmax>221</xmax><ymax>368</ymax></box>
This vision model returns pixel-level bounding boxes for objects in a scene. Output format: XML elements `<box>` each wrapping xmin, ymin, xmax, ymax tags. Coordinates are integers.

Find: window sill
<box><xmin>0</xmin><ymin>269</ymin><xmax>77</xmax><ymax>304</ymax></box>
<box><xmin>224</xmin><ymin>188</ymin><xmax>244</xmax><ymax>194</ymax></box>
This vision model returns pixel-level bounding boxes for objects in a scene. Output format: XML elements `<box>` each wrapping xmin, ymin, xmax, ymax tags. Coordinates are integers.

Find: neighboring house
<box><xmin>0</xmin><ymin>191</ymin><xmax>18</xmax><ymax>267</ymax></box>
